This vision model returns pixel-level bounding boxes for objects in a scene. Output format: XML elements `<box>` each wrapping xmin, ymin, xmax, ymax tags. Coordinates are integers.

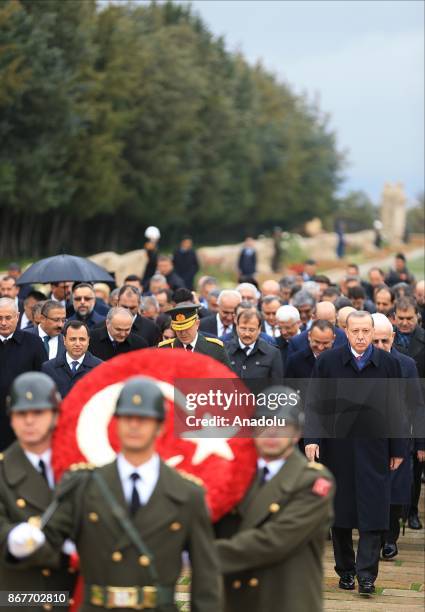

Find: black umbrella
<box><xmin>16</xmin><ymin>254</ymin><xmax>114</xmax><ymax>285</ymax></box>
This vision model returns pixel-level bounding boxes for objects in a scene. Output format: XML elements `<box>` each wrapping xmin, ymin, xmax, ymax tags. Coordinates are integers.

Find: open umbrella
<box><xmin>16</xmin><ymin>254</ymin><xmax>114</xmax><ymax>285</ymax></box>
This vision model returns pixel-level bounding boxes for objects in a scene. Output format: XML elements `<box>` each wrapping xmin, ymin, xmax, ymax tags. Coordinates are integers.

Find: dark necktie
<box><xmin>259</xmin><ymin>465</ymin><xmax>269</xmax><ymax>486</ymax></box>
<box><xmin>43</xmin><ymin>335</ymin><xmax>50</xmax><ymax>355</ymax></box>
<box><xmin>71</xmin><ymin>360</ymin><xmax>79</xmax><ymax>374</ymax></box>
<box><xmin>244</xmin><ymin>346</ymin><xmax>251</xmax><ymax>356</ymax></box>
<box><xmin>129</xmin><ymin>472</ymin><xmax>141</xmax><ymax>515</ymax></box>
<box><xmin>185</xmin><ymin>344</ymin><xmax>193</xmax><ymax>352</ymax></box>
<box><xmin>38</xmin><ymin>459</ymin><xmax>48</xmax><ymax>483</ymax></box>
<box><xmin>111</xmin><ymin>340</ymin><xmax>118</xmax><ymax>351</ymax></box>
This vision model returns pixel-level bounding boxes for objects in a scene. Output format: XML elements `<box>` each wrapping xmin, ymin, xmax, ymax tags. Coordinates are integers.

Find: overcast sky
<box><xmin>173</xmin><ymin>0</ymin><xmax>424</xmax><ymax>205</ymax></box>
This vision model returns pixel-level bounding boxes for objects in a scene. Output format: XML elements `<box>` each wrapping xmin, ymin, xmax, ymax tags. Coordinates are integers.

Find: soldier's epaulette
<box><xmin>158</xmin><ymin>338</ymin><xmax>175</xmax><ymax>347</ymax></box>
<box><xmin>205</xmin><ymin>337</ymin><xmax>224</xmax><ymax>347</ymax></box>
<box><xmin>307</xmin><ymin>461</ymin><xmax>324</xmax><ymax>470</ymax></box>
<box><xmin>178</xmin><ymin>470</ymin><xmax>204</xmax><ymax>488</ymax></box>
<box><xmin>0</xmin><ymin>453</ymin><xmax>4</xmax><ymax>461</ymax></box>
<box><xmin>69</xmin><ymin>462</ymin><xmax>95</xmax><ymax>472</ymax></box>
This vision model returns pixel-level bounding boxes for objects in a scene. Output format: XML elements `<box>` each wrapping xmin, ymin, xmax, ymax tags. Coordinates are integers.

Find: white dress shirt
<box><xmin>263</xmin><ymin>321</ymin><xmax>281</xmax><ymax>338</ymax></box>
<box><xmin>116</xmin><ymin>452</ymin><xmax>160</xmax><ymax>506</ymax></box>
<box><xmin>0</xmin><ymin>334</ymin><xmax>13</xmax><ymax>342</ymax></box>
<box><xmin>66</xmin><ymin>352</ymin><xmax>84</xmax><ymax>371</ymax></box>
<box><xmin>257</xmin><ymin>457</ymin><xmax>286</xmax><ymax>482</ymax></box>
<box><xmin>20</xmin><ymin>313</ymin><xmax>31</xmax><ymax>330</ymax></box>
<box><xmin>24</xmin><ymin>448</ymin><xmax>55</xmax><ymax>489</ymax></box>
<box><xmin>38</xmin><ymin>327</ymin><xmax>59</xmax><ymax>360</ymax></box>
<box><xmin>217</xmin><ymin>314</ymin><xmax>233</xmax><ymax>337</ymax></box>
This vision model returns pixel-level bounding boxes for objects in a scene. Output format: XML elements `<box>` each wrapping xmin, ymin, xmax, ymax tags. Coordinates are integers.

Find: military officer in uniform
<box><xmin>0</xmin><ymin>372</ymin><xmax>77</xmax><ymax>610</ymax></box>
<box><xmin>158</xmin><ymin>302</ymin><xmax>231</xmax><ymax>368</ymax></box>
<box><xmin>8</xmin><ymin>376</ymin><xmax>222</xmax><ymax>612</ymax></box>
<box><xmin>215</xmin><ymin>386</ymin><xmax>335</xmax><ymax>612</ymax></box>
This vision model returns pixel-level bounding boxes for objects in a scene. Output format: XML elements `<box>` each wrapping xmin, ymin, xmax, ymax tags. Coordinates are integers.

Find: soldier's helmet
<box><xmin>255</xmin><ymin>385</ymin><xmax>304</xmax><ymax>430</ymax></box>
<box><xmin>7</xmin><ymin>372</ymin><xmax>61</xmax><ymax>413</ymax></box>
<box><xmin>115</xmin><ymin>376</ymin><xmax>165</xmax><ymax>421</ymax></box>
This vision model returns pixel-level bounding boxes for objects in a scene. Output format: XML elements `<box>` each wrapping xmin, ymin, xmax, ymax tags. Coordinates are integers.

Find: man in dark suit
<box><xmin>304</xmin><ymin>311</ymin><xmax>406</xmax><ymax>595</ymax></box>
<box><xmin>19</xmin><ymin>290</ymin><xmax>46</xmax><ymax>330</ymax></box>
<box><xmin>288</xmin><ymin>301</ymin><xmax>346</xmax><ymax>359</ymax></box>
<box><xmin>158</xmin><ymin>303</ymin><xmax>231</xmax><ymax>367</ymax></box>
<box><xmin>0</xmin><ymin>298</ymin><xmax>46</xmax><ymax>450</ymax></box>
<box><xmin>89</xmin><ymin>307</ymin><xmax>147</xmax><ymax>361</ymax></box>
<box><xmin>237</xmin><ymin>237</ymin><xmax>257</xmax><ymax>281</ymax></box>
<box><xmin>393</xmin><ymin>296</ymin><xmax>425</xmax><ymax>529</ymax></box>
<box><xmin>172</xmin><ymin>236</ymin><xmax>200</xmax><ymax>291</ymax></box>
<box><xmin>68</xmin><ymin>283</ymin><xmax>105</xmax><ymax>329</ymax></box>
<box><xmin>24</xmin><ymin>300</ymin><xmax>66</xmax><ymax>361</ymax></box>
<box><xmin>285</xmin><ymin>320</ymin><xmax>336</xmax><ymax>379</ymax></box>
<box><xmin>200</xmin><ymin>290</ymin><xmax>241</xmax><ymax>338</ymax></box>
<box><xmin>42</xmin><ymin>321</ymin><xmax>102</xmax><ymax>398</ymax></box>
<box><xmin>385</xmin><ymin>253</ymin><xmax>415</xmax><ymax>287</ymax></box>
<box><xmin>93</xmin><ymin>285</ymin><xmax>160</xmax><ymax>346</ymax></box>
<box><xmin>226</xmin><ymin>309</ymin><xmax>283</xmax><ymax>380</ymax></box>
<box><xmin>372</xmin><ymin>312</ymin><xmax>425</xmax><ymax>559</ymax></box>
<box><xmin>275</xmin><ymin>305</ymin><xmax>301</xmax><ymax>370</ymax></box>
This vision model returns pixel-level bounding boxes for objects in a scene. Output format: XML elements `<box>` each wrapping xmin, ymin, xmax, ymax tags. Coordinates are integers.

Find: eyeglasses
<box><xmin>238</xmin><ymin>326</ymin><xmax>259</xmax><ymax>334</ymax></box>
<box><xmin>74</xmin><ymin>296</ymin><xmax>94</xmax><ymax>302</ymax></box>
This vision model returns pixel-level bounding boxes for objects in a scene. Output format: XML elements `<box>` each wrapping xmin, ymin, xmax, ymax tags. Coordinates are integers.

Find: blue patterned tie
<box><xmin>43</xmin><ymin>335</ymin><xmax>50</xmax><ymax>356</ymax></box>
<box><xmin>71</xmin><ymin>361</ymin><xmax>79</xmax><ymax>374</ymax></box>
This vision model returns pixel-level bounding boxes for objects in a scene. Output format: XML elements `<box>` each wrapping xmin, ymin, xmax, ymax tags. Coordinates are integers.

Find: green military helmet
<box><xmin>115</xmin><ymin>376</ymin><xmax>165</xmax><ymax>421</ymax></box>
<box><xmin>7</xmin><ymin>372</ymin><xmax>61</xmax><ymax>413</ymax></box>
<box><xmin>255</xmin><ymin>385</ymin><xmax>304</xmax><ymax>430</ymax></box>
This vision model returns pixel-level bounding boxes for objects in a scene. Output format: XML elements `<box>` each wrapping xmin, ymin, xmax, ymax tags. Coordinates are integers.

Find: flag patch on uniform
<box><xmin>312</xmin><ymin>478</ymin><xmax>332</xmax><ymax>497</ymax></box>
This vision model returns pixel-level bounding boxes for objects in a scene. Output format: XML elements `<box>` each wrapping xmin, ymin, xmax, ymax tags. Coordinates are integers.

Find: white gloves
<box><xmin>62</xmin><ymin>539</ymin><xmax>76</xmax><ymax>556</ymax></box>
<box><xmin>7</xmin><ymin>523</ymin><xmax>45</xmax><ymax>558</ymax></box>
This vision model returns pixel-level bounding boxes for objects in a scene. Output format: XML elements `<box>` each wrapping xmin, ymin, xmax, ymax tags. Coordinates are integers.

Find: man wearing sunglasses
<box><xmin>69</xmin><ymin>283</ymin><xmax>105</xmax><ymax>329</ymax></box>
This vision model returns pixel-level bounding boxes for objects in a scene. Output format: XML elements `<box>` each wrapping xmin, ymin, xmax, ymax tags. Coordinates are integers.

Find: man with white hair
<box><xmin>236</xmin><ymin>282</ymin><xmax>259</xmax><ymax>306</ymax></box>
<box><xmin>0</xmin><ymin>298</ymin><xmax>46</xmax><ymax>450</ymax></box>
<box><xmin>200</xmin><ymin>289</ymin><xmax>241</xmax><ymax>338</ymax></box>
<box><xmin>288</xmin><ymin>301</ymin><xmax>347</xmax><ymax>359</ymax></box>
<box><xmin>372</xmin><ymin>312</ymin><xmax>425</xmax><ymax>559</ymax></box>
<box><xmin>89</xmin><ymin>307</ymin><xmax>148</xmax><ymax>361</ymax></box>
<box><xmin>275</xmin><ymin>305</ymin><xmax>300</xmax><ymax>367</ymax></box>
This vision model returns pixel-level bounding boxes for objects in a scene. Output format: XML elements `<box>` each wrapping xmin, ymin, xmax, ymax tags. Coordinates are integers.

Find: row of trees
<box><xmin>0</xmin><ymin>0</ymin><xmax>345</xmax><ymax>257</ymax></box>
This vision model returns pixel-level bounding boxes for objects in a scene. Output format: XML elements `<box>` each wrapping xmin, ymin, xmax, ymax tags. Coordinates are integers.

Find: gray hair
<box><xmin>346</xmin><ymin>310</ymin><xmax>374</xmax><ymax>328</ymax></box>
<box><xmin>106</xmin><ymin>307</ymin><xmax>133</xmax><ymax>323</ymax></box>
<box><xmin>236</xmin><ymin>283</ymin><xmax>260</xmax><ymax>299</ymax></box>
<box><xmin>0</xmin><ymin>297</ymin><xmax>18</xmax><ymax>313</ymax></box>
<box><xmin>218</xmin><ymin>289</ymin><xmax>242</xmax><ymax>305</ymax></box>
<box><xmin>291</xmin><ymin>290</ymin><xmax>316</xmax><ymax>308</ymax></box>
<box><xmin>141</xmin><ymin>296</ymin><xmax>159</xmax><ymax>312</ymax></box>
<box><xmin>276</xmin><ymin>305</ymin><xmax>300</xmax><ymax>323</ymax></box>
<box><xmin>150</xmin><ymin>273</ymin><xmax>167</xmax><ymax>284</ymax></box>
<box><xmin>262</xmin><ymin>295</ymin><xmax>282</xmax><ymax>306</ymax></box>
<box><xmin>41</xmin><ymin>299</ymin><xmax>66</xmax><ymax>317</ymax></box>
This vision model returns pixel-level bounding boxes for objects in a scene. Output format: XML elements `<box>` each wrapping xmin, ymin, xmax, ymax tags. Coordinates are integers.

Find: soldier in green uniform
<box><xmin>0</xmin><ymin>372</ymin><xmax>77</xmax><ymax>611</ymax></box>
<box><xmin>215</xmin><ymin>386</ymin><xmax>335</xmax><ymax>612</ymax></box>
<box><xmin>158</xmin><ymin>302</ymin><xmax>231</xmax><ymax>367</ymax></box>
<box><xmin>9</xmin><ymin>376</ymin><xmax>222</xmax><ymax>612</ymax></box>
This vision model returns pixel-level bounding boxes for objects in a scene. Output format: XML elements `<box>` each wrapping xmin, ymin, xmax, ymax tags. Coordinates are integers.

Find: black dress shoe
<box><xmin>408</xmin><ymin>514</ymin><xmax>423</xmax><ymax>530</ymax></box>
<box><xmin>358</xmin><ymin>580</ymin><xmax>375</xmax><ymax>595</ymax></box>
<box><xmin>338</xmin><ymin>575</ymin><xmax>355</xmax><ymax>590</ymax></box>
<box><xmin>382</xmin><ymin>542</ymin><xmax>398</xmax><ymax>559</ymax></box>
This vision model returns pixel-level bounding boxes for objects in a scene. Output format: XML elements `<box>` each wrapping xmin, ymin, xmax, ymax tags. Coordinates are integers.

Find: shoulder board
<box><xmin>0</xmin><ymin>453</ymin><xmax>4</xmax><ymax>461</ymax></box>
<box><xmin>307</xmin><ymin>461</ymin><xmax>324</xmax><ymax>470</ymax></box>
<box><xmin>158</xmin><ymin>338</ymin><xmax>175</xmax><ymax>347</ymax></box>
<box><xmin>205</xmin><ymin>337</ymin><xmax>224</xmax><ymax>347</ymax></box>
<box><xmin>69</xmin><ymin>462</ymin><xmax>95</xmax><ymax>472</ymax></box>
<box><xmin>178</xmin><ymin>469</ymin><xmax>204</xmax><ymax>488</ymax></box>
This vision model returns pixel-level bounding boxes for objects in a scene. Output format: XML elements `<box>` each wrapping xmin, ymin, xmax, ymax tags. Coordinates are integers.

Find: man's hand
<box><xmin>305</xmin><ymin>444</ymin><xmax>319</xmax><ymax>462</ymax></box>
<box><xmin>7</xmin><ymin>523</ymin><xmax>45</xmax><ymax>558</ymax></box>
<box><xmin>389</xmin><ymin>457</ymin><xmax>404</xmax><ymax>471</ymax></box>
<box><xmin>417</xmin><ymin>450</ymin><xmax>425</xmax><ymax>462</ymax></box>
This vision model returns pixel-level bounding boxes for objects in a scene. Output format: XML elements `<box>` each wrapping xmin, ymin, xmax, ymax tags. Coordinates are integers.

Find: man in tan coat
<box><xmin>215</xmin><ymin>386</ymin><xmax>335</xmax><ymax>612</ymax></box>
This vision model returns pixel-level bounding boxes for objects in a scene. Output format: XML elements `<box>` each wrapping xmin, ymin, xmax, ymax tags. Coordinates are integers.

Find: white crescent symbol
<box><xmin>76</xmin><ymin>378</ymin><xmax>188</xmax><ymax>466</ymax></box>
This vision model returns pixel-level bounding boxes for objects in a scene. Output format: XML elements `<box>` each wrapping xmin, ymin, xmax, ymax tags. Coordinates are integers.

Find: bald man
<box><xmin>287</xmin><ymin>301</ymin><xmax>347</xmax><ymax>359</ymax></box>
<box><xmin>337</xmin><ymin>306</ymin><xmax>356</xmax><ymax>331</ymax></box>
<box><xmin>372</xmin><ymin>313</ymin><xmax>425</xmax><ymax>558</ymax></box>
<box><xmin>261</xmin><ymin>279</ymin><xmax>280</xmax><ymax>297</ymax></box>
